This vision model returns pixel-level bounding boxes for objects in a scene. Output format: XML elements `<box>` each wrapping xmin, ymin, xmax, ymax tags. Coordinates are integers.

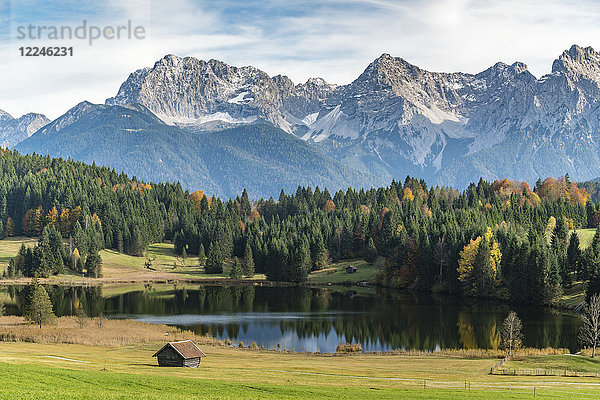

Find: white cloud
<box><xmin>2</xmin><ymin>0</ymin><xmax>600</xmax><ymax>119</ymax></box>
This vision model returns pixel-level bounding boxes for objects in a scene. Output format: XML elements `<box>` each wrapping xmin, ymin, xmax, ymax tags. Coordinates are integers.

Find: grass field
<box><xmin>307</xmin><ymin>258</ymin><xmax>380</xmax><ymax>284</ymax></box>
<box><xmin>0</xmin><ymin>237</ymin><xmax>378</xmax><ymax>287</ymax></box>
<box><xmin>559</xmin><ymin>280</ymin><xmax>587</xmax><ymax>308</ymax></box>
<box><xmin>1</xmin><ymin>339</ymin><xmax>600</xmax><ymax>399</ymax></box>
<box><xmin>0</xmin><ymin>317</ymin><xmax>597</xmax><ymax>398</ymax></box>
<box><xmin>504</xmin><ymin>354</ymin><xmax>600</xmax><ymax>374</ymax></box>
<box><xmin>571</xmin><ymin>228</ymin><xmax>596</xmax><ymax>249</ymax></box>
<box><xmin>0</xmin><ymin>236</ymin><xmax>37</xmax><ymax>272</ymax></box>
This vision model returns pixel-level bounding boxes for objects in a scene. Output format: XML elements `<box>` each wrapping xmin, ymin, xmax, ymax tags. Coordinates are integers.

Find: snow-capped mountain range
<box><xmin>106</xmin><ymin>55</ymin><xmax>337</xmax><ymax>134</ymax></box>
<box><xmin>10</xmin><ymin>44</ymin><xmax>600</xmax><ymax>194</ymax></box>
<box><xmin>102</xmin><ymin>45</ymin><xmax>600</xmax><ymax>187</ymax></box>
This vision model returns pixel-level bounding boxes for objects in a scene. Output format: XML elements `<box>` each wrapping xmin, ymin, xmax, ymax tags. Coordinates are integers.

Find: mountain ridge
<box><xmin>16</xmin><ymin>101</ymin><xmax>382</xmax><ymax>198</ymax></box>
<box><xmin>16</xmin><ymin>44</ymin><xmax>600</xmax><ymax>194</ymax></box>
<box><xmin>0</xmin><ymin>109</ymin><xmax>50</xmax><ymax>149</ymax></box>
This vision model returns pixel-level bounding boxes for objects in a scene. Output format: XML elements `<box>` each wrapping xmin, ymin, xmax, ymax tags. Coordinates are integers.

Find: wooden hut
<box><xmin>153</xmin><ymin>340</ymin><xmax>206</xmax><ymax>367</ymax></box>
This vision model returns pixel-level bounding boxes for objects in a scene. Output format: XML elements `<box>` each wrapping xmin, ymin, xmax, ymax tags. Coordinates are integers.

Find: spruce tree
<box><xmin>85</xmin><ymin>245</ymin><xmax>102</xmax><ymax>278</ymax></box>
<box><xmin>568</xmin><ymin>232</ymin><xmax>582</xmax><ymax>278</ymax></box>
<box><xmin>312</xmin><ymin>234</ymin><xmax>328</xmax><ymax>270</ymax></box>
<box><xmin>473</xmin><ymin>237</ymin><xmax>493</xmax><ymax>297</ymax></box>
<box><xmin>205</xmin><ymin>243</ymin><xmax>223</xmax><ymax>274</ymax></box>
<box><xmin>73</xmin><ymin>221</ymin><xmax>87</xmax><ymax>258</ymax></box>
<box><xmin>364</xmin><ymin>237</ymin><xmax>378</xmax><ymax>264</ymax></box>
<box><xmin>24</xmin><ymin>281</ymin><xmax>55</xmax><ymax>328</ymax></box>
<box><xmin>587</xmin><ymin>265</ymin><xmax>600</xmax><ymax>302</ymax></box>
<box><xmin>242</xmin><ymin>243</ymin><xmax>255</xmax><ymax>277</ymax></box>
<box><xmin>287</xmin><ymin>240</ymin><xmax>311</xmax><ymax>283</ymax></box>
<box><xmin>198</xmin><ymin>243</ymin><xmax>206</xmax><ymax>266</ymax></box>
<box><xmin>551</xmin><ymin>216</ymin><xmax>568</xmax><ymax>251</ymax></box>
<box><xmin>230</xmin><ymin>257</ymin><xmax>243</xmax><ymax>279</ymax></box>
<box><xmin>241</xmin><ymin>189</ymin><xmax>252</xmax><ymax>218</ymax></box>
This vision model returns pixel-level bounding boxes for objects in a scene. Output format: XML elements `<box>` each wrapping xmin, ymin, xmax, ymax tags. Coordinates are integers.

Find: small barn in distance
<box><xmin>346</xmin><ymin>265</ymin><xmax>357</xmax><ymax>274</ymax></box>
<box><xmin>153</xmin><ymin>340</ymin><xmax>206</xmax><ymax>367</ymax></box>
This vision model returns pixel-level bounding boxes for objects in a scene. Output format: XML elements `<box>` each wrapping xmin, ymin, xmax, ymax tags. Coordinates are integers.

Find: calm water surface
<box><xmin>1</xmin><ymin>284</ymin><xmax>582</xmax><ymax>353</ymax></box>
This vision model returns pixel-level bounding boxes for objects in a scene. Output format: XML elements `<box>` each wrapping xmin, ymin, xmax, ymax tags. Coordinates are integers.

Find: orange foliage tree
<box><xmin>536</xmin><ymin>177</ymin><xmax>589</xmax><ymax>205</ymax></box>
<box><xmin>322</xmin><ymin>199</ymin><xmax>336</xmax><ymax>212</ymax></box>
<box><xmin>190</xmin><ymin>190</ymin><xmax>208</xmax><ymax>213</ymax></box>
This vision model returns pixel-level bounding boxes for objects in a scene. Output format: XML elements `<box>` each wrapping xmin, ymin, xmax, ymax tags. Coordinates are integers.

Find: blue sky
<box><xmin>2</xmin><ymin>0</ymin><xmax>600</xmax><ymax>119</ymax></box>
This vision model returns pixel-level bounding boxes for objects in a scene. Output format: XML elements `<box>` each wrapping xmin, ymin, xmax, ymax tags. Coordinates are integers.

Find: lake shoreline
<box><xmin>0</xmin><ymin>273</ymin><xmax>583</xmax><ymax>312</ymax></box>
<box><xmin>0</xmin><ymin>316</ymin><xmax>572</xmax><ymax>357</ymax></box>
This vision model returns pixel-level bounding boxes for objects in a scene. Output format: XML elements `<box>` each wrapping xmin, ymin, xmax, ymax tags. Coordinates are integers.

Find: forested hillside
<box><xmin>2</xmin><ymin>150</ymin><xmax>600</xmax><ymax>305</ymax></box>
<box><xmin>15</xmin><ymin>102</ymin><xmax>380</xmax><ymax>198</ymax></box>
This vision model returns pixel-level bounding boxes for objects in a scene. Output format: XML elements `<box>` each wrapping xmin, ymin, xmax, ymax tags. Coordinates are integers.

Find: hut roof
<box><xmin>153</xmin><ymin>340</ymin><xmax>206</xmax><ymax>359</ymax></box>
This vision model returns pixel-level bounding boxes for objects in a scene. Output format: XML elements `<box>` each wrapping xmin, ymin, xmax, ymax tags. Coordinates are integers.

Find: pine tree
<box><xmin>24</xmin><ymin>281</ymin><xmax>55</xmax><ymax>328</ymax></box>
<box><xmin>311</xmin><ymin>234</ymin><xmax>328</xmax><ymax>270</ymax></box>
<box><xmin>73</xmin><ymin>221</ymin><xmax>87</xmax><ymax>258</ymax></box>
<box><xmin>364</xmin><ymin>237</ymin><xmax>378</xmax><ymax>264</ymax></box>
<box><xmin>6</xmin><ymin>259</ymin><xmax>15</xmax><ymax>278</ymax></box>
<box><xmin>198</xmin><ymin>243</ymin><xmax>206</xmax><ymax>266</ymax></box>
<box><xmin>587</xmin><ymin>266</ymin><xmax>600</xmax><ymax>303</ymax></box>
<box><xmin>286</xmin><ymin>240</ymin><xmax>311</xmax><ymax>282</ymax></box>
<box><xmin>85</xmin><ymin>245</ymin><xmax>102</xmax><ymax>278</ymax></box>
<box><xmin>174</xmin><ymin>229</ymin><xmax>186</xmax><ymax>255</ymax></box>
<box><xmin>205</xmin><ymin>243</ymin><xmax>223</xmax><ymax>274</ymax></box>
<box><xmin>241</xmin><ymin>189</ymin><xmax>252</xmax><ymax>218</ymax></box>
<box><xmin>242</xmin><ymin>243</ymin><xmax>255</xmax><ymax>277</ymax></box>
<box><xmin>568</xmin><ymin>232</ymin><xmax>582</xmax><ymax>279</ymax></box>
<box><xmin>230</xmin><ymin>257</ymin><xmax>243</xmax><ymax>279</ymax></box>
<box><xmin>543</xmin><ymin>248</ymin><xmax>563</xmax><ymax>304</ymax></box>
<box><xmin>473</xmin><ymin>237</ymin><xmax>494</xmax><ymax>297</ymax></box>
<box><xmin>551</xmin><ymin>216</ymin><xmax>568</xmax><ymax>251</ymax></box>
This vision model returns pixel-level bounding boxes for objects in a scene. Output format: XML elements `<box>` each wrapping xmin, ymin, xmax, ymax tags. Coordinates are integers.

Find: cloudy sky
<box><xmin>2</xmin><ymin>0</ymin><xmax>600</xmax><ymax>119</ymax></box>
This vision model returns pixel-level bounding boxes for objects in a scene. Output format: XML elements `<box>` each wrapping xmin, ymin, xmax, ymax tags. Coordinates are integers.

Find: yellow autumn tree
<box><xmin>69</xmin><ymin>206</ymin><xmax>82</xmax><ymax>228</ymax></box>
<box><xmin>457</xmin><ymin>228</ymin><xmax>501</xmax><ymax>287</ymax></box>
<box><xmin>45</xmin><ymin>206</ymin><xmax>59</xmax><ymax>227</ymax></box>
<box><xmin>485</xmin><ymin>227</ymin><xmax>502</xmax><ymax>279</ymax></box>
<box><xmin>72</xmin><ymin>248</ymin><xmax>80</xmax><ymax>267</ymax></box>
<box><xmin>34</xmin><ymin>206</ymin><xmax>44</xmax><ymax>235</ymax></box>
<box><xmin>395</xmin><ymin>224</ymin><xmax>404</xmax><ymax>237</ymax></box>
<box><xmin>402</xmin><ymin>187</ymin><xmax>415</xmax><ymax>201</ymax></box>
<box><xmin>59</xmin><ymin>208</ymin><xmax>70</xmax><ymax>235</ymax></box>
<box><xmin>91</xmin><ymin>213</ymin><xmax>102</xmax><ymax>228</ymax></box>
<box><xmin>5</xmin><ymin>217</ymin><xmax>14</xmax><ymax>237</ymax></box>
<box><xmin>458</xmin><ymin>237</ymin><xmax>482</xmax><ymax>283</ymax></box>
<box><xmin>189</xmin><ymin>190</ymin><xmax>207</xmax><ymax>213</ymax></box>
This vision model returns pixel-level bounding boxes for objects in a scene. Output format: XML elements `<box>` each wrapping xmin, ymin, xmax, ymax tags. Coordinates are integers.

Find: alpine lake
<box><xmin>1</xmin><ymin>283</ymin><xmax>582</xmax><ymax>353</ymax></box>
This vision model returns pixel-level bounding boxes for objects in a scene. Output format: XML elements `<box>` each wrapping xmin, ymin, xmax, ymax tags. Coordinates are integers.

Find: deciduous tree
<box><xmin>579</xmin><ymin>294</ymin><xmax>600</xmax><ymax>358</ymax></box>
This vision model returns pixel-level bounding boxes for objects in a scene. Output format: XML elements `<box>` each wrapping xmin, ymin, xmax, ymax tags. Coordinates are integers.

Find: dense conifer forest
<box><xmin>3</xmin><ymin>150</ymin><xmax>600</xmax><ymax>305</ymax></box>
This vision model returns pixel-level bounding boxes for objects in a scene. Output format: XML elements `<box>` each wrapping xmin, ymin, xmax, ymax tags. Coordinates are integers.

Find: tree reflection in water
<box><xmin>0</xmin><ymin>284</ymin><xmax>582</xmax><ymax>353</ymax></box>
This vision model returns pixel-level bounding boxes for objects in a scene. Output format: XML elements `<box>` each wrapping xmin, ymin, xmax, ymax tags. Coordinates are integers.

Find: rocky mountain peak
<box><xmin>551</xmin><ymin>44</ymin><xmax>600</xmax><ymax>81</ymax></box>
<box><xmin>0</xmin><ymin>109</ymin><xmax>12</xmax><ymax>121</ymax></box>
<box><xmin>0</xmin><ymin>109</ymin><xmax>50</xmax><ymax>149</ymax></box>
